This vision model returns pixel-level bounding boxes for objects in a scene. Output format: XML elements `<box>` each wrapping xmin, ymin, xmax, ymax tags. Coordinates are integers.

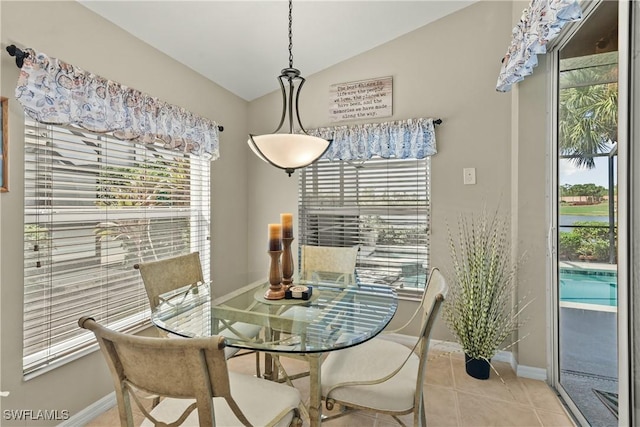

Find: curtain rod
<box><xmin>5</xmin><ymin>44</ymin><xmax>225</xmax><ymax>132</ymax></box>
<box><xmin>7</xmin><ymin>44</ymin><xmax>442</xmax><ymax>133</ymax></box>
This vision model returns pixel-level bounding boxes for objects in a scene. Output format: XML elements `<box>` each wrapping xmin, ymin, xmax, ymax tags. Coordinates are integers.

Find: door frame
<box><xmin>547</xmin><ymin>1</ymin><xmax>631</xmax><ymax>425</ymax></box>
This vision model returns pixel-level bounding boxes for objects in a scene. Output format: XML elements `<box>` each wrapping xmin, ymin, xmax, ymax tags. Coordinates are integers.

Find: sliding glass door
<box><xmin>553</xmin><ymin>1</ymin><xmax>629</xmax><ymax>425</ymax></box>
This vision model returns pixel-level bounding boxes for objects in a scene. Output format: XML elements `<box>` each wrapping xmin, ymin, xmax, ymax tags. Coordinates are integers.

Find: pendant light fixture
<box><xmin>248</xmin><ymin>0</ymin><xmax>331</xmax><ymax>177</ymax></box>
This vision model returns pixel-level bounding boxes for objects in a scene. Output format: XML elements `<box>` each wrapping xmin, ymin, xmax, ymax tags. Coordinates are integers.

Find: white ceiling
<box><xmin>79</xmin><ymin>1</ymin><xmax>477</xmax><ymax>101</ymax></box>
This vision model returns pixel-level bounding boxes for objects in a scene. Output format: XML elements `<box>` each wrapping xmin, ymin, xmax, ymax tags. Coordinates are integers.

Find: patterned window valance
<box><xmin>496</xmin><ymin>0</ymin><xmax>582</xmax><ymax>92</ymax></box>
<box><xmin>14</xmin><ymin>48</ymin><xmax>220</xmax><ymax>159</ymax></box>
<box><xmin>305</xmin><ymin>117</ymin><xmax>437</xmax><ymax>161</ymax></box>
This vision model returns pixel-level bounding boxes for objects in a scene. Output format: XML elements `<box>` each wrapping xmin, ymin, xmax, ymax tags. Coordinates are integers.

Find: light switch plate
<box><xmin>463</xmin><ymin>168</ymin><xmax>476</xmax><ymax>185</ymax></box>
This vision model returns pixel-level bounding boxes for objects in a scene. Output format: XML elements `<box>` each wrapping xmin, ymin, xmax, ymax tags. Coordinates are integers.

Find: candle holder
<box><xmin>281</xmin><ymin>237</ymin><xmax>294</xmax><ymax>289</ymax></box>
<box><xmin>264</xmin><ymin>250</ymin><xmax>285</xmax><ymax>300</ymax></box>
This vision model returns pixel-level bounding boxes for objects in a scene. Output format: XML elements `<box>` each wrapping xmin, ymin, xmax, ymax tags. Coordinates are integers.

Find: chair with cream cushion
<box><xmin>320</xmin><ymin>267</ymin><xmax>448</xmax><ymax>426</ymax></box>
<box><xmin>299</xmin><ymin>245</ymin><xmax>359</xmax><ymax>286</ymax></box>
<box><xmin>134</xmin><ymin>252</ymin><xmax>261</xmax><ymax>361</ymax></box>
<box><xmin>265</xmin><ymin>245</ymin><xmax>359</xmax><ymax>388</ymax></box>
<box><xmin>79</xmin><ymin>316</ymin><xmax>302</xmax><ymax>427</ymax></box>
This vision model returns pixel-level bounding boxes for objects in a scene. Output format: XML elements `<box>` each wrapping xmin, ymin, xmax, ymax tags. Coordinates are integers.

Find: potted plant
<box><xmin>443</xmin><ymin>207</ymin><xmax>530</xmax><ymax>379</ymax></box>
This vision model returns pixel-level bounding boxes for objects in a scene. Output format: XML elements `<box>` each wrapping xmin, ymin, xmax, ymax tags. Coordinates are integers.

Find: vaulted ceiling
<box><xmin>79</xmin><ymin>1</ymin><xmax>477</xmax><ymax>101</ymax></box>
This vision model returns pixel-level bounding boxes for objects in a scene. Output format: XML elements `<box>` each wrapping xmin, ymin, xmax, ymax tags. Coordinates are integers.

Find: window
<box><xmin>298</xmin><ymin>157</ymin><xmax>430</xmax><ymax>294</ymax></box>
<box><xmin>23</xmin><ymin>120</ymin><xmax>210</xmax><ymax>376</ymax></box>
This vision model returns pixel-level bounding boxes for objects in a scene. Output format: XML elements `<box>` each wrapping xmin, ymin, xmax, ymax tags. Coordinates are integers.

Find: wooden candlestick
<box><xmin>264</xmin><ymin>250</ymin><xmax>285</xmax><ymax>300</ymax></box>
<box><xmin>282</xmin><ymin>237</ymin><xmax>294</xmax><ymax>288</ymax></box>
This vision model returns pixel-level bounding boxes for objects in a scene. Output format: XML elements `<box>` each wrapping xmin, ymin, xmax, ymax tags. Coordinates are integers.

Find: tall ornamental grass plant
<box><xmin>443</xmin><ymin>208</ymin><xmax>530</xmax><ymax>362</ymax></box>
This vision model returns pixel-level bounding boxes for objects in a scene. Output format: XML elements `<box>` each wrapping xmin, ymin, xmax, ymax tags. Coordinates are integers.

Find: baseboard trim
<box><xmin>386</xmin><ymin>334</ymin><xmax>548</xmax><ymax>381</ymax></box>
<box><xmin>517</xmin><ymin>364</ymin><xmax>548</xmax><ymax>381</ymax></box>
<box><xmin>58</xmin><ymin>392</ymin><xmax>115</xmax><ymax>427</ymax></box>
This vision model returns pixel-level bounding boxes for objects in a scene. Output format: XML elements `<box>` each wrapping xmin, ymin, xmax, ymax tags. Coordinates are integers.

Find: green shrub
<box><xmin>559</xmin><ymin>221</ymin><xmax>615</xmax><ymax>262</ymax></box>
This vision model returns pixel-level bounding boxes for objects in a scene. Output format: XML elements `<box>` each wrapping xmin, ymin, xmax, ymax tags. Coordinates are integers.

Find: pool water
<box><xmin>560</xmin><ymin>269</ymin><xmax>617</xmax><ymax>307</ymax></box>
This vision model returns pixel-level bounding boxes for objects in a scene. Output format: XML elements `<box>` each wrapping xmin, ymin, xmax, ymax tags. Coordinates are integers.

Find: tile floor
<box><xmin>85</xmin><ymin>347</ymin><xmax>576</xmax><ymax>427</ymax></box>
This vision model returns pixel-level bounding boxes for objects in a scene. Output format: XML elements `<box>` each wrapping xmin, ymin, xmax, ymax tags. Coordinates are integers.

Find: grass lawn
<box><xmin>560</xmin><ymin>202</ymin><xmax>611</xmax><ymax>216</ymax></box>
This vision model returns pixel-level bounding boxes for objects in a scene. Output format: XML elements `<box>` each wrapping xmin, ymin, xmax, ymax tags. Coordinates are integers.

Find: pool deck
<box><xmin>558</xmin><ymin>261</ymin><xmax>618</xmax><ymax>426</ymax></box>
<box><xmin>559</xmin><ymin>260</ymin><xmax>617</xmax><ymax>272</ymax></box>
<box><xmin>560</xmin><ymin>306</ymin><xmax>618</xmax><ymax>426</ymax></box>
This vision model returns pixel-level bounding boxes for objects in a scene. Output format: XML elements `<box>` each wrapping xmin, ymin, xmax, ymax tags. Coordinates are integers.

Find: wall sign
<box><xmin>329</xmin><ymin>76</ymin><xmax>392</xmax><ymax>123</ymax></box>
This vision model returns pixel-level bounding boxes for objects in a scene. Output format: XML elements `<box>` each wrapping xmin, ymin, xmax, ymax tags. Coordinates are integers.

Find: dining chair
<box><xmin>134</xmin><ymin>252</ymin><xmax>204</xmax><ymax>311</ymax></box>
<box><xmin>320</xmin><ymin>267</ymin><xmax>448</xmax><ymax>427</ymax></box>
<box><xmin>299</xmin><ymin>245</ymin><xmax>359</xmax><ymax>286</ymax></box>
<box><xmin>79</xmin><ymin>317</ymin><xmax>302</xmax><ymax>427</ymax></box>
<box><xmin>266</xmin><ymin>245</ymin><xmax>359</xmax><ymax>385</ymax></box>
<box><xmin>134</xmin><ymin>252</ymin><xmax>261</xmax><ymax>362</ymax></box>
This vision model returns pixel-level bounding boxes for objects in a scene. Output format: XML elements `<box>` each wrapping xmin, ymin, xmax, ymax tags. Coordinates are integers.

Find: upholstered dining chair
<box><xmin>299</xmin><ymin>245</ymin><xmax>359</xmax><ymax>286</ymax></box>
<box><xmin>134</xmin><ymin>252</ymin><xmax>204</xmax><ymax>311</ymax></box>
<box><xmin>264</xmin><ymin>245</ymin><xmax>359</xmax><ymax>389</ymax></box>
<box><xmin>79</xmin><ymin>317</ymin><xmax>302</xmax><ymax>427</ymax></box>
<box><xmin>134</xmin><ymin>252</ymin><xmax>261</xmax><ymax>362</ymax></box>
<box><xmin>320</xmin><ymin>267</ymin><xmax>448</xmax><ymax>427</ymax></box>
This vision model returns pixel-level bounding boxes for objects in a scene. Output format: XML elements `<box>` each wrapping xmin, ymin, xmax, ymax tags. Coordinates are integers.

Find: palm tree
<box><xmin>558</xmin><ymin>64</ymin><xmax>617</xmax><ymax>169</ymax></box>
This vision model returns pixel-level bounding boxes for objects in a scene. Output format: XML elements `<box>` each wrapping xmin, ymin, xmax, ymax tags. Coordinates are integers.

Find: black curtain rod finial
<box><xmin>6</xmin><ymin>44</ymin><xmax>29</xmax><ymax>68</ymax></box>
<box><xmin>218</xmin><ymin>125</ymin><xmax>224</xmax><ymax>132</ymax></box>
<box><xmin>434</xmin><ymin>118</ymin><xmax>442</xmax><ymax>125</ymax></box>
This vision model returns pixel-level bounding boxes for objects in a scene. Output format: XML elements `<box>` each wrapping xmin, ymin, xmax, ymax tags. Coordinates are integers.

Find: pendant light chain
<box><xmin>288</xmin><ymin>0</ymin><xmax>293</xmax><ymax>68</ymax></box>
<box><xmin>247</xmin><ymin>0</ymin><xmax>331</xmax><ymax>177</ymax></box>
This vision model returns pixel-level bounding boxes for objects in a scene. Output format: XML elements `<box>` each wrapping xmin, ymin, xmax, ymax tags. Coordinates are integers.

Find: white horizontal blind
<box><xmin>298</xmin><ymin>157</ymin><xmax>430</xmax><ymax>291</ymax></box>
<box><xmin>23</xmin><ymin>120</ymin><xmax>210</xmax><ymax>375</ymax></box>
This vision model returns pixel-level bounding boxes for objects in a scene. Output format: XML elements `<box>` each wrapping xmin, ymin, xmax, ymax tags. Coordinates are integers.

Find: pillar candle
<box><xmin>281</xmin><ymin>213</ymin><xmax>293</xmax><ymax>238</ymax></box>
<box><xmin>268</xmin><ymin>223</ymin><xmax>282</xmax><ymax>251</ymax></box>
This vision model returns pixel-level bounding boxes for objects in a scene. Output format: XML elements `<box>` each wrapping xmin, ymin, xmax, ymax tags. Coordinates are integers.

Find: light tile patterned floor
<box><xmin>86</xmin><ymin>348</ymin><xmax>576</xmax><ymax>427</ymax></box>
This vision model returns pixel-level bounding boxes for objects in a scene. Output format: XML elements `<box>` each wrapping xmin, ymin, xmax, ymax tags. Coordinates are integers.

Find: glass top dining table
<box><xmin>150</xmin><ymin>278</ymin><xmax>398</xmax><ymax>426</ymax></box>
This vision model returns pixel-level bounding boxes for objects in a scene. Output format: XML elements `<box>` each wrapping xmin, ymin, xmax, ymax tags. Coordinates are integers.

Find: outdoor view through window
<box><xmin>556</xmin><ymin>1</ymin><xmax>618</xmax><ymax>425</ymax></box>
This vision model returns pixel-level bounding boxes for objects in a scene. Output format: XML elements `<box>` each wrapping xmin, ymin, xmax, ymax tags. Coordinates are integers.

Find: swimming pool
<box><xmin>560</xmin><ymin>269</ymin><xmax>617</xmax><ymax>307</ymax></box>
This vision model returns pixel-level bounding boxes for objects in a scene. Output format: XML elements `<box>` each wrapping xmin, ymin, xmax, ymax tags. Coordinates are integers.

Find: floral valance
<box><xmin>14</xmin><ymin>48</ymin><xmax>220</xmax><ymax>159</ymax></box>
<box><xmin>496</xmin><ymin>0</ymin><xmax>582</xmax><ymax>92</ymax></box>
<box><xmin>305</xmin><ymin>117</ymin><xmax>437</xmax><ymax>161</ymax></box>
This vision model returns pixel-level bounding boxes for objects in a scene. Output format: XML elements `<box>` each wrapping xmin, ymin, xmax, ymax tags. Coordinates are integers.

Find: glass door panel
<box><xmin>556</xmin><ymin>1</ymin><xmax>619</xmax><ymax>425</ymax></box>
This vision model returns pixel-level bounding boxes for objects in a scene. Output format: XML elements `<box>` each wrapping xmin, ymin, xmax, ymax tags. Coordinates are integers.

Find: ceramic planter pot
<box><xmin>464</xmin><ymin>353</ymin><xmax>490</xmax><ymax>379</ymax></box>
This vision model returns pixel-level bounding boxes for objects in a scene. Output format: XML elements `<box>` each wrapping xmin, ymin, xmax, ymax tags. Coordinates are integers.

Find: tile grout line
<box><xmin>448</xmin><ymin>352</ymin><xmax>464</xmax><ymax>426</ymax></box>
<box><xmin>518</xmin><ymin>377</ymin><xmax>546</xmax><ymax>426</ymax></box>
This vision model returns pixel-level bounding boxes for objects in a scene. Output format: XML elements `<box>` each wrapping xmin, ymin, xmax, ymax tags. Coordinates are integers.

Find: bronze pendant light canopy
<box><xmin>247</xmin><ymin>0</ymin><xmax>331</xmax><ymax>177</ymax></box>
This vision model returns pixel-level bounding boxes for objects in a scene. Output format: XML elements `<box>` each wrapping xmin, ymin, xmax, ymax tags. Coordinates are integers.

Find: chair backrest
<box><xmin>413</xmin><ymin>267</ymin><xmax>448</xmax><ymax>423</ymax></box>
<box><xmin>300</xmin><ymin>245</ymin><xmax>358</xmax><ymax>286</ymax></box>
<box><xmin>79</xmin><ymin>316</ymin><xmax>252</xmax><ymax>427</ymax></box>
<box><xmin>134</xmin><ymin>252</ymin><xmax>204</xmax><ymax>310</ymax></box>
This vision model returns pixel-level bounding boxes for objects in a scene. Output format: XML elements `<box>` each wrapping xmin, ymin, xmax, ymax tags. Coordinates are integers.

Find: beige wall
<box><xmin>514</xmin><ymin>55</ymin><xmax>551</xmax><ymax>370</ymax></box>
<box><xmin>247</xmin><ymin>0</ymin><xmax>550</xmax><ymax>358</ymax></box>
<box><xmin>0</xmin><ymin>1</ymin><xmax>249</xmax><ymax>423</ymax></box>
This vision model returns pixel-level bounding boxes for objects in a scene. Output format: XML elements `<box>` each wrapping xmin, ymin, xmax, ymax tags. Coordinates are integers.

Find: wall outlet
<box><xmin>463</xmin><ymin>167</ymin><xmax>476</xmax><ymax>185</ymax></box>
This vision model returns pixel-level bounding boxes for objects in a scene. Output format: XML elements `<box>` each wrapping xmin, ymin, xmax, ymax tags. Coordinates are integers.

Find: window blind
<box><xmin>298</xmin><ymin>157</ymin><xmax>430</xmax><ymax>292</ymax></box>
<box><xmin>23</xmin><ymin>120</ymin><xmax>211</xmax><ymax>376</ymax></box>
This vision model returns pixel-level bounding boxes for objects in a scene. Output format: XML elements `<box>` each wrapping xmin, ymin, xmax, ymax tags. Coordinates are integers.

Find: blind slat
<box><xmin>299</xmin><ymin>157</ymin><xmax>430</xmax><ymax>291</ymax></box>
<box><xmin>23</xmin><ymin>120</ymin><xmax>211</xmax><ymax>375</ymax></box>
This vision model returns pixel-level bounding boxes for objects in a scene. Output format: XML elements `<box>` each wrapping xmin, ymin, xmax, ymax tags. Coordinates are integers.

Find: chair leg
<box><xmin>271</xmin><ymin>357</ymin><xmax>312</xmax><ymax>422</ymax></box>
<box><xmin>418</xmin><ymin>399</ymin><xmax>427</xmax><ymax>427</ymax></box>
<box><xmin>255</xmin><ymin>351</ymin><xmax>261</xmax><ymax>378</ymax></box>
